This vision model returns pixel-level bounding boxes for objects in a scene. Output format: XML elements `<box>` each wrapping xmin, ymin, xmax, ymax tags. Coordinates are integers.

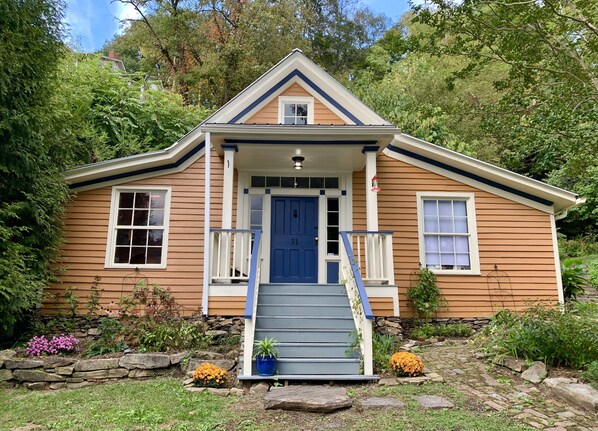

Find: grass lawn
<box><xmin>0</xmin><ymin>378</ymin><xmax>535</xmax><ymax>431</ymax></box>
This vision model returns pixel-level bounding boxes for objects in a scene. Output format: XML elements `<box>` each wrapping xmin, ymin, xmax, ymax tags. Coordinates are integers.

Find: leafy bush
<box><xmin>389</xmin><ymin>352</ymin><xmax>424</xmax><ymax>377</ymax></box>
<box><xmin>192</xmin><ymin>363</ymin><xmax>229</xmax><ymax>388</ymax></box>
<box><xmin>407</xmin><ymin>266</ymin><xmax>445</xmax><ymax>319</ymax></box>
<box><xmin>580</xmin><ymin>361</ymin><xmax>598</xmax><ymax>389</ymax></box>
<box><xmin>372</xmin><ymin>333</ymin><xmax>400</xmax><ymax>373</ymax></box>
<box><xmin>561</xmin><ymin>258</ymin><xmax>589</xmax><ymax>301</ymax></box>
<box><xmin>480</xmin><ymin>306</ymin><xmax>598</xmax><ymax>369</ymax></box>
<box><xmin>586</xmin><ymin>259</ymin><xmax>598</xmax><ymax>289</ymax></box>
<box><xmin>558</xmin><ymin>235</ymin><xmax>598</xmax><ymax>260</ymax></box>
<box><xmin>25</xmin><ymin>334</ymin><xmax>80</xmax><ymax>356</ymax></box>
<box><xmin>120</xmin><ymin>282</ymin><xmax>180</xmax><ymax>319</ymax></box>
<box><xmin>410</xmin><ymin>323</ymin><xmax>472</xmax><ymax>339</ymax></box>
<box><xmin>135</xmin><ymin>319</ymin><xmax>212</xmax><ymax>352</ymax></box>
<box><xmin>85</xmin><ymin>318</ymin><xmax>128</xmax><ymax>357</ymax></box>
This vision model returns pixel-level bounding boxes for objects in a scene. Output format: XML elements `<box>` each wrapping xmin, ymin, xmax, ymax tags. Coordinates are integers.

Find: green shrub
<box><xmin>372</xmin><ymin>333</ymin><xmax>400</xmax><ymax>373</ymax></box>
<box><xmin>586</xmin><ymin>259</ymin><xmax>598</xmax><ymax>289</ymax></box>
<box><xmin>561</xmin><ymin>258</ymin><xmax>589</xmax><ymax>301</ymax></box>
<box><xmin>580</xmin><ymin>361</ymin><xmax>598</xmax><ymax>389</ymax></box>
<box><xmin>85</xmin><ymin>318</ymin><xmax>128</xmax><ymax>357</ymax></box>
<box><xmin>136</xmin><ymin>319</ymin><xmax>212</xmax><ymax>352</ymax></box>
<box><xmin>407</xmin><ymin>266</ymin><xmax>445</xmax><ymax>319</ymax></box>
<box><xmin>410</xmin><ymin>323</ymin><xmax>473</xmax><ymax>339</ymax></box>
<box><xmin>481</xmin><ymin>306</ymin><xmax>598</xmax><ymax>369</ymax></box>
<box><xmin>559</xmin><ymin>235</ymin><xmax>598</xmax><ymax>260</ymax></box>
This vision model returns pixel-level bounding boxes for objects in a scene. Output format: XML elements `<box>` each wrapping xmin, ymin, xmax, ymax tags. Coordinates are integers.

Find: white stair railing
<box><xmin>209</xmin><ymin>229</ymin><xmax>256</xmax><ymax>283</ymax></box>
<box><xmin>346</xmin><ymin>231</ymin><xmax>394</xmax><ymax>285</ymax></box>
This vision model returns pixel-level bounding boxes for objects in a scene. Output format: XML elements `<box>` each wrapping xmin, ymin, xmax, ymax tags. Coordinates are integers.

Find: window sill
<box><xmin>104</xmin><ymin>264</ymin><xmax>167</xmax><ymax>270</ymax></box>
<box><xmin>428</xmin><ymin>269</ymin><xmax>481</xmax><ymax>276</ymax></box>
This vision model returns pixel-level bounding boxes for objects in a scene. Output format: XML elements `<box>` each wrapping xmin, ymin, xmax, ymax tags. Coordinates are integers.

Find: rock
<box><xmin>426</xmin><ymin>372</ymin><xmax>445</xmax><ymax>383</ymax></box>
<box><xmin>230</xmin><ymin>388</ymin><xmax>245</xmax><ymax>396</ymax></box>
<box><xmin>11</xmin><ymin>424</ymin><xmax>43</xmax><ymax>431</ymax></box>
<box><xmin>494</xmin><ymin>355</ymin><xmax>525</xmax><ymax>373</ymax></box>
<box><xmin>72</xmin><ymin>369</ymin><xmax>129</xmax><ymax>380</ymax></box>
<box><xmin>0</xmin><ymin>349</ymin><xmax>16</xmax><ymax>360</ymax></box>
<box><xmin>521</xmin><ymin>361</ymin><xmax>547</xmax><ymax>384</ymax></box>
<box><xmin>249</xmin><ymin>381</ymin><xmax>270</xmax><ymax>396</ymax></box>
<box><xmin>207</xmin><ymin>388</ymin><xmax>230</xmax><ymax>397</ymax></box>
<box><xmin>13</xmin><ymin>370</ymin><xmax>65</xmax><ymax>382</ymax></box>
<box><xmin>186</xmin><ymin>386</ymin><xmax>207</xmax><ymax>393</ymax></box>
<box><xmin>399</xmin><ymin>340</ymin><xmax>418</xmax><ymax>352</ymax></box>
<box><xmin>24</xmin><ymin>382</ymin><xmax>49</xmax><ymax>391</ymax></box>
<box><xmin>182</xmin><ymin>378</ymin><xmax>194</xmax><ymax>386</ymax></box>
<box><xmin>378</xmin><ymin>378</ymin><xmax>398</xmax><ymax>386</ymax></box>
<box><xmin>0</xmin><ymin>369</ymin><xmax>13</xmax><ymax>381</ymax></box>
<box><xmin>225</xmin><ymin>349</ymin><xmax>240</xmax><ymax>360</ymax></box>
<box><xmin>263</xmin><ymin>386</ymin><xmax>352</xmax><ymax>413</ymax></box>
<box><xmin>74</xmin><ymin>358</ymin><xmax>120</xmax><ymax>372</ymax></box>
<box><xmin>416</xmin><ymin>395</ymin><xmax>454</xmax><ymax>409</ymax></box>
<box><xmin>359</xmin><ymin>397</ymin><xmax>405</xmax><ymax>409</ymax></box>
<box><xmin>87</xmin><ymin>328</ymin><xmax>102</xmax><ymax>336</ymax></box>
<box><xmin>544</xmin><ymin>378</ymin><xmax>598</xmax><ymax>413</ymax></box>
<box><xmin>56</xmin><ymin>366</ymin><xmax>74</xmax><ymax>376</ymax></box>
<box><xmin>67</xmin><ymin>381</ymin><xmax>96</xmax><ymax>389</ymax></box>
<box><xmin>119</xmin><ymin>354</ymin><xmax>171</xmax><ymax>370</ymax></box>
<box><xmin>170</xmin><ymin>352</ymin><xmax>187</xmax><ymax>365</ymax></box>
<box><xmin>397</xmin><ymin>376</ymin><xmax>429</xmax><ymax>385</ymax></box>
<box><xmin>193</xmin><ymin>351</ymin><xmax>225</xmax><ymax>360</ymax></box>
<box><xmin>206</xmin><ymin>330</ymin><xmax>228</xmax><ymax>337</ymax></box>
<box><xmin>185</xmin><ymin>359</ymin><xmax>235</xmax><ymax>374</ymax></box>
<box><xmin>43</xmin><ymin>357</ymin><xmax>76</xmax><ymax>369</ymax></box>
<box><xmin>4</xmin><ymin>359</ymin><xmax>44</xmax><ymax>370</ymax></box>
<box><xmin>128</xmin><ymin>369</ymin><xmax>155</xmax><ymax>378</ymax></box>
<box><xmin>50</xmin><ymin>382</ymin><xmax>67</xmax><ymax>390</ymax></box>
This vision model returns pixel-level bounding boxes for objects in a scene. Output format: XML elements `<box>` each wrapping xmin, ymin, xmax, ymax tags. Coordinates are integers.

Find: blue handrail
<box><xmin>339</xmin><ymin>231</ymin><xmax>374</xmax><ymax>320</ymax></box>
<box><xmin>244</xmin><ymin>230</ymin><xmax>262</xmax><ymax>319</ymax></box>
<box><xmin>344</xmin><ymin>230</ymin><xmax>393</xmax><ymax>235</ymax></box>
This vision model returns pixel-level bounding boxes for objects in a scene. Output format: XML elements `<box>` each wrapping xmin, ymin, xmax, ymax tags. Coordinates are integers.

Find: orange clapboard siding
<box><xmin>208</xmin><ymin>296</ymin><xmax>247</xmax><ymax>316</ymax></box>
<box><xmin>353</xmin><ymin>154</ymin><xmax>559</xmax><ymax>318</ymax></box>
<box><xmin>47</xmin><ymin>149</ymin><xmax>224</xmax><ymax>316</ymax></box>
<box><xmin>244</xmin><ymin>83</ymin><xmax>346</xmax><ymax>125</ymax></box>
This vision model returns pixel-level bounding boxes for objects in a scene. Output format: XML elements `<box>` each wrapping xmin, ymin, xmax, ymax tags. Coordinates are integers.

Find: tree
<box><xmin>0</xmin><ymin>0</ymin><xmax>70</xmax><ymax>333</ymax></box>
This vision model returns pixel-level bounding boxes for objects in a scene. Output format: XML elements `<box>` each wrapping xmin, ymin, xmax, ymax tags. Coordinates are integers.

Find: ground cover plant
<box><xmin>409</xmin><ymin>323</ymin><xmax>472</xmax><ymax>339</ymax></box>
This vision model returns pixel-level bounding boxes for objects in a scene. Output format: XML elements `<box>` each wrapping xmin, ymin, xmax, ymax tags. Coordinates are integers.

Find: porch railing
<box><xmin>345</xmin><ymin>230</ymin><xmax>395</xmax><ymax>285</ymax></box>
<box><xmin>209</xmin><ymin>229</ymin><xmax>257</xmax><ymax>283</ymax></box>
<box><xmin>339</xmin><ymin>231</ymin><xmax>375</xmax><ymax>376</ymax></box>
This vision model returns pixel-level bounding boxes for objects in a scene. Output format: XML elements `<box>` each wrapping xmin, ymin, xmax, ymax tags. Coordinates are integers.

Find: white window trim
<box><xmin>416</xmin><ymin>192</ymin><xmax>480</xmax><ymax>275</ymax></box>
<box><xmin>105</xmin><ymin>186</ymin><xmax>172</xmax><ymax>269</ymax></box>
<box><xmin>278</xmin><ymin>96</ymin><xmax>315</xmax><ymax>125</ymax></box>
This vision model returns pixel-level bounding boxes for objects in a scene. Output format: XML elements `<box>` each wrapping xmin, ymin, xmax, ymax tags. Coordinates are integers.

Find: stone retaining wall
<box><xmin>0</xmin><ymin>350</ymin><xmax>237</xmax><ymax>391</ymax></box>
<box><xmin>374</xmin><ymin>317</ymin><xmax>491</xmax><ymax>337</ymax></box>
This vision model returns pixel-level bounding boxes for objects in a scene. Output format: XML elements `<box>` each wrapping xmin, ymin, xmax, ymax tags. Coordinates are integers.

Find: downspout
<box><xmin>202</xmin><ymin>132</ymin><xmax>211</xmax><ymax>315</ymax></box>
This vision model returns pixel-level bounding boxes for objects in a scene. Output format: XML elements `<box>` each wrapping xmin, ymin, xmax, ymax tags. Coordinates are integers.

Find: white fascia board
<box><xmin>392</xmin><ymin>133</ymin><xmax>579</xmax><ymax>213</ymax></box>
<box><xmin>200</xmin><ymin>123</ymin><xmax>398</xmax><ymax>136</ymax></box>
<box><xmin>65</xmin><ymin>129</ymin><xmax>205</xmax><ymax>190</ymax></box>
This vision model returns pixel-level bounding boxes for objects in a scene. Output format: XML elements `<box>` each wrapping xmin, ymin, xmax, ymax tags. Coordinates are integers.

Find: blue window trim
<box><xmin>387</xmin><ymin>144</ymin><xmax>553</xmax><ymax>207</ymax></box>
<box><xmin>69</xmin><ymin>141</ymin><xmax>206</xmax><ymax>189</ymax></box>
<box><xmin>228</xmin><ymin>69</ymin><xmax>364</xmax><ymax>125</ymax></box>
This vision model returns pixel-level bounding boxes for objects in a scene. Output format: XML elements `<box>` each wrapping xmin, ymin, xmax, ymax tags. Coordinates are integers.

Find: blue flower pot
<box><xmin>256</xmin><ymin>355</ymin><xmax>277</xmax><ymax>376</ymax></box>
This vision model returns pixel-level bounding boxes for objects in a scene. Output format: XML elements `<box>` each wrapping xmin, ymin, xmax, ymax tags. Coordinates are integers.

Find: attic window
<box><xmin>278</xmin><ymin>96</ymin><xmax>314</xmax><ymax>125</ymax></box>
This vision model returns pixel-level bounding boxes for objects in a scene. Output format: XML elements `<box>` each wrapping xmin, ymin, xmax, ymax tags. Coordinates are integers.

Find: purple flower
<box><xmin>25</xmin><ymin>334</ymin><xmax>80</xmax><ymax>357</ymax></box>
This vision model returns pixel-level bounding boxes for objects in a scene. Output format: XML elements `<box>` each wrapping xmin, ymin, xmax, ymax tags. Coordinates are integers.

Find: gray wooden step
<box><xmin>255</xmin><ymin>329</ymin><xmax>354</xmax><ymax>343</ymax></box>
<box><xmin>277</xmin><ymin>342</ymin><xmax>358</xmax><ymax>358</ymax></box>
<box><xmin>238</xmin><ymin>374</ymin><xmax>379</xmax><ymax>382</ymax></box>
<box><xmin>259</xmin><ymin>284</ymin><xmax>346</xmax><ymax>295</ymax></box>
<box><xmin>242</xmin><ymin>358</ymin><xmax>361</xmax><ymax>375</ymax></box>
<box><xmin>256</xmin><ymin>304</ymin><xmax>353</xmax><ymax>317</ymax></box>
<box><xmin>255</xmin><ymin>316</ymin><xmax>355</xmax><ymax>330</ymax></box>
<box><xmin>258</xmin><ymin>293</ymin><xmax>349</xmax><ymax>306</ymax></box>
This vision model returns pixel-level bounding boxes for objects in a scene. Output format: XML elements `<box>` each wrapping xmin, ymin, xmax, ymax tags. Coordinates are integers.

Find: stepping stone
<box><xmin>359</xmin><ymin>397</ymin><xmax>404</xmax><ymax>409</ymax></box>
<box><xmin>416</xmin><ymin>395</ymin><xmax>454</xmax><ymax>409</ymax></box>
<box><xmin>264</xmin><ymin>386</ymin><xmax>352</xmax><ymax>413</ymax></box>
<box><xmin>521</xmin><ymin>361</ymin><xmax>547</xmax><ymax>384</ymax></box>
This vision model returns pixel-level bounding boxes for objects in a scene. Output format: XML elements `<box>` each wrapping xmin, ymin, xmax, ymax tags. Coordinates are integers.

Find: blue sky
<box><xmin>64</xmin><ymin>0</ymin><xmax>412</xmax><ymax>53</ymax></box>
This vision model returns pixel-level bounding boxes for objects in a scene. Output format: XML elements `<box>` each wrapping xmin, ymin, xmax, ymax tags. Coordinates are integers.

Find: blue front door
<box><xmin>270</xmin><ymin>197</ymin><xmax>318</xmax><ymax>283</ymax></box>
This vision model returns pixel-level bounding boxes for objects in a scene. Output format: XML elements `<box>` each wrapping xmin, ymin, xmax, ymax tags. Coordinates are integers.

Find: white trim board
<box><xmin>365</xmin><ymin>286</ymin><xmax>400</xmax><ymax>317</ymax></box>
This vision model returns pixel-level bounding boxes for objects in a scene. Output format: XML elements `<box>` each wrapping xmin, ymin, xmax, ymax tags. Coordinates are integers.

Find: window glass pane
<box><xmin>440</xmin><ymin>237</ymin><xmax>454</xmax><ymax>253</ymax></box>
<box><xmin>130</xmin><ymin>247</ymin><xmax>146</xmax><ymax>264</ymax></box>
<box><xmin>327</xmin><ymin>227</ymin><xmax>339</xmax><ymax>239</ymax></box>
<box><xmin>133</xmin><ymin>209</ymin><xmax>149</xmax><ymax>226</ymax></box>
<box><xmin>295</xmin><ymin>117</ymin><xmax>308</xmax><ymax>125</ymax></box>
<box><xmin>438</xmin><ymin>200</ymin><xmax>453</xmax><ymax>217</ymax></box>
<box><xmin>146</xmin><ymin>247</ymin><xmax>162</xmax><ymax>264</ymax></box>
<box><xmin>424</xmin><ymin>235</ymin><xmax>439</xmax><ymax>253</ymax></box>
<box><xmin>439</xmin><ymin>217</ymin><xmax>454</xmax><ymax>233</ymax></box>
<box><xmin>426</xmin><ymin>253</ymin><xmax>440</xmax><ymax>266</ymax></box>
<box><xmin>283</xmin><ymin>117</ymin><xmax>295</xmax><ymax>125</ymax></box>
<box><xmin>441</xmin><ymin>253</ymin><xmax>455</xmax><ymax>267</ymax></box>
<box><xmin>114</xmin><ymin>247</ymin><xmax>130</xmax><ymax>263</ymax></box>
<box><xmin>456</xmin><ymin>253</ymin><xmax>470</xmax><ymax>267</ymax></box>
<box><xmin>453</xmin><ymin>201</ymin><xmax>467</xmax><ymax>216</ymax></box>
<box><xmin>327</xmin><ymin>241</ymin><xmax>339</xmax><ymax>255</ymax></box>
<box><xmin>266</xmin><ymin>176</ymin><xmax>280</xmax><ymax>187</ymax></box>
<box><xmin>424</xmin><ymin>216</ymin><xmax>439</xmax><ymax>233</ymax></box>
<box><xmin>134</xmin><ymin>193</ymin><xmax>150</xmax><ymax>209</ymax></box>
<box><xmin>251</xmin><ymin>176</ymin><xmax>265</xmax><ymax>188</ymax></box>
<box><xmin>250</xmin><ymin>211</ymin><xmax>262</xmax><ymax>226</ymax></box>
<box><xmin>116</xmin><ymin>229</ymin><xmax>131</xmax><ymax>246</ymax></box>
<box><xmin>325</xmin><ymin>177</ymin><xmax>339</xmax><ymax>189</ymax></box>
<box><xmin>423</xmin><ymin>200</ymin><xmax>437</xmax><ymax>216</ymax></box>
<box><xmin>310</xmin><ymin>177</ymin><xmax>324</xmax><ymax>188</ymax></box>
<box><xmin>327</xmin><ymin>212</ymin><xmax>339</xmax><ymax>226</ymax></box>
<box><xmin>454</xmin><ymin>217</ymin><xmax>468</xmax><ymax>233</ymax></box>
<box><xmin>251</xmin><ymin>196</ymin><xmax>263</xmax><ymax>211</ymax></box>
<box><xmin>281</xmin><ymin>177</ymin><xmax>294</xmax><ymax>188</ymax></box>
<box><xmin>132</xmin><ymin>230</ymin><xmax>147</xmax><ymax>246</ymax></box>
<box><xmin>296</xmin><ymin>104</ymin><xmax>308</xmax><ymax>116</ymax></box>
<box><xmin>148</xmin><ymin>230</ymin><xmax>163</xmax><ymax>246</ymax></box>
<box><xmin>295</xmin><ymin>177</ymin><xmax>309</xmax><ymax>188</ymax></box>
<box><xmin>284</xmin><ymin>103</ymin><xmax>295</xmax><ymax>116</ymax></box>
<box><xmin>149</xmin><ymin>209</ymin><xmax>164</xmax><ymax>226</ymax></box>
<box><xmin>328</xmin><ymin>198</ymin><xmax>339</xmax><ymax>211</ymax></box>
<box><xmin>150</xmin><ymin>192</ymin><xmax>165</xmax><ymax>209</ymax></box>
<box><xmin>455</xmin><ymin>236</ymin><xmax>470</xmax><ymax>253</ymax></box>
<box><xmin>119</xmin><ymin>193</ymin><xmax>134</xmax><ymax>208</ymax></box>
<box><xmin>117</xmin><ymin>210</ymin><xmax>133</xmax><ymax>226</ymax></box>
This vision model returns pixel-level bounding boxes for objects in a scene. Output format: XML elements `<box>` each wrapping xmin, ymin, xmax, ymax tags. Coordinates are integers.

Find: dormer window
<box><xmin>278</xmin><ymin>96</ymin><xmax>314</xmax><ymax>125</ymax></box>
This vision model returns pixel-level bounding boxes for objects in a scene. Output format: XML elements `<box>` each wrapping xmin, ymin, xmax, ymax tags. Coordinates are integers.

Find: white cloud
<box><xmin>110</xmin><ymin>1</ymin><xmax>140</xmax><ymax>34</ymax></box>
<box><xmin>64</xmin><ymin>0</ymin><xmax>95</xmax><ymax>51</ymax></box>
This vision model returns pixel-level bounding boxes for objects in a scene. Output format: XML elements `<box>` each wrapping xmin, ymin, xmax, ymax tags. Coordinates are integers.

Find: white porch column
<box><xmin>202</xmin><ymin>132</ymin><xmax>211</xmax><ymax>316</ymax></box>
<box><xmin>364</xmin><ymin>148</ymin><xmax>379</xmax><ymax>231</ymax></box>
<box><xmin>221</xmin><ymin>145</ymin><xmax>236</xmax><ymax>229</ymax></box>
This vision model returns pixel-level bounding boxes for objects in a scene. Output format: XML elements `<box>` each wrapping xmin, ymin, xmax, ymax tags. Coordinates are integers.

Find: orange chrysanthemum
<box><xmin>192</xmin><ymin>363</ymin><xmax>229</xmax><ymax>388</ymax></box>
<box><xmin>389</xmin><ymin>352</ymin><xmax>424</xmax><ymax>377</ymax></box>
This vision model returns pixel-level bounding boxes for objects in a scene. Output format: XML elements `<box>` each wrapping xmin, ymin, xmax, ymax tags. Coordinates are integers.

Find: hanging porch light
<box><xmin>371</xmin><ymin>175</ymin><xmax>381</xmax><ymax>192</ymax></box>
<box><xmin>292</xmin><ymin>156</ymin><xmax>304</xmax><ymax>170</ymax></box>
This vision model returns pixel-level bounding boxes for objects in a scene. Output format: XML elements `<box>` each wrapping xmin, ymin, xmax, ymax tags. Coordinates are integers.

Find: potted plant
<box><xmin>253</xmin><ymin>337</ymin><xmax>279</xmax><ymax>376</ymax></box>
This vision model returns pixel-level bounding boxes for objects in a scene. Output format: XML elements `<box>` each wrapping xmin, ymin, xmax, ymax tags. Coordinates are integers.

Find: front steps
<box><xmin>240</xmin><ymin>283</ymin><xmax>376</xmax><ymax>381</ymax></box>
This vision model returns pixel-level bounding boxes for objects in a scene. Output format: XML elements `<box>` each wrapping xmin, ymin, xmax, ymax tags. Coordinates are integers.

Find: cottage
<box><xmin>52</xmin><ymin>49</ymin><xmax>580</xmax><ymax>378</ymax></box>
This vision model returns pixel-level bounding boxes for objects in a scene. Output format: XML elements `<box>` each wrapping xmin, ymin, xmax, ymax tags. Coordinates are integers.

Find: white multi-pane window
<box><xmin>278</xmin><ymin>96</ymin><xmax>314</xmax><ymax>125</ymax></box>
<box><xmin>106</xmin><ymin>187</ymin><xmax>171</xmax><ymax>268</ymax></box>
<box><xmin>416</xmin><ymin>192</ymin><xmax>480</xmax><ymax>274</ymax></box>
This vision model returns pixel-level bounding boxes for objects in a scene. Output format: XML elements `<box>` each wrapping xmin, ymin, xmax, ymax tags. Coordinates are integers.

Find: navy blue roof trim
<box><xmin>228</xmin><ymin>69</ymin><xmax>364</xmax><ymax>125</ymax></box>
<box><xmin>69</xmin><ymin>141</ymin><xmax>206</xmax><ymax>189</ymax></box>
<box><xmin>221</xmin><ymin>144</ymin><xmax>238</xmax><ymax>152</ymax></box>
<box><xmin>362</xmin><ymin>145</ymin><xmax>380</xmax><ymax>153</ymax></box>
<box><xmin>388</xmin><ymin>144</ymin><xmax>553</xmax><ymax>207</ymax></box>
<box><xmin>223</xmin><ymin>139</ymin><xmax>377</xmax><ymax>145</ymax></box>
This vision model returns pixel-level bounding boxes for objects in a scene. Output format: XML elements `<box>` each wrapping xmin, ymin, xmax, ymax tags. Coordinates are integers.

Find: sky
<box><xmin>64</xmin><ymin>0</ymin><xmax>412</xmax><ymax>53</ymax></box>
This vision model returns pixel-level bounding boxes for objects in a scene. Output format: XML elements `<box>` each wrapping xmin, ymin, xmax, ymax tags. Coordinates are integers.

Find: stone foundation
<box><xmin>374</xmin><ymin>317</ymin><xmax>491</xmax><ymax>337</ymax></box>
